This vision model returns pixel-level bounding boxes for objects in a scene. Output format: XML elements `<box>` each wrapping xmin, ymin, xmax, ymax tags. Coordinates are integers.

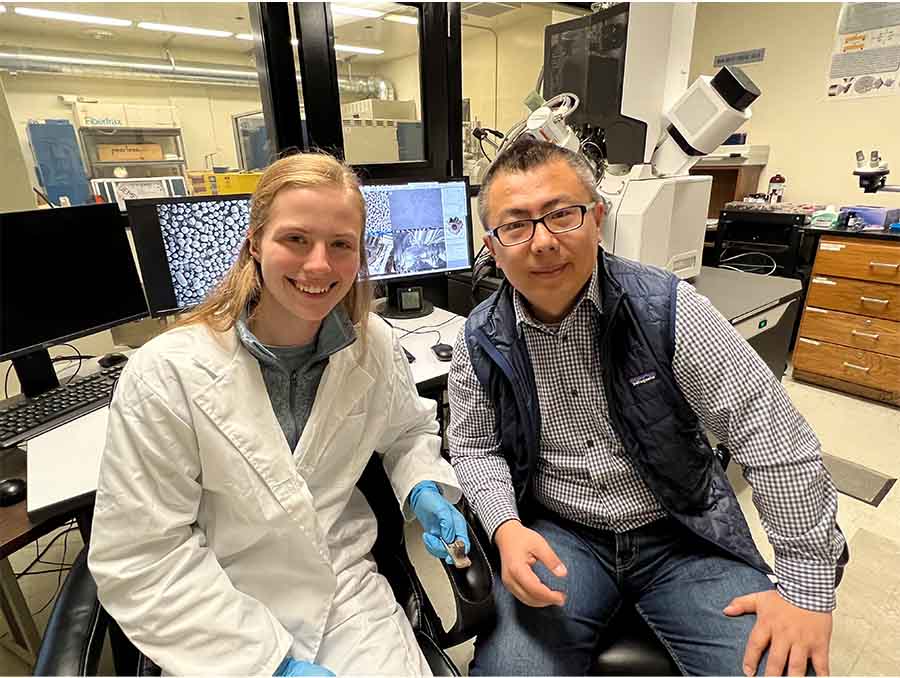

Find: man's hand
<box><xmin>494</xmin><ymin>520</ymin><xmax>567</xmax><ymax>607</ymax></box>
<box><xmin>724</xmin><ymin>590</ymin><xmax>832</xmax><ymax>676</ymax></box>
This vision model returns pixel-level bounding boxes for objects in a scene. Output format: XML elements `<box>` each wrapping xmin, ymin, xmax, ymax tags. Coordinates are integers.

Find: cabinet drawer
<box><xmin>814</xmin><ymin>237</ymin><xmax>900</xmax><ymax>285</ymax></box>
<box><xmin>806</xmin><ymin>276</ymin><xmax>900</xmax><ymax>321</ymax></box>
<box><xmin>793</xmin><ymin>338</ymin><xmax>900</xmax><ymax>392</ymax></box>
<box><xmin>800</xmin><ymin>307</ymin><xmax>900</xmax><ymax>358</ymax></box>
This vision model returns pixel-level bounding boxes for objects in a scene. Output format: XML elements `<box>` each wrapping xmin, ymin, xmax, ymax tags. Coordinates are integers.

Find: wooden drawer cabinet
<box><xmin>793</xmin><ymin>234</ymin><xmax>900</xmax><ymax>406</ymax></box>
<box><xmin>800</xmin><ymin>307</ymin><xmax>900</xmax><ymax>358</ymax></box>
<box><xmin>814</xmin><ymin>236</ymin><xmax>900</xmax><ymax>285</ymax></box>
<box><xmin>806</xmin><ymin>276</ymin><xmax>900</xmax><ymax>322</ymax></box>
<box><xmin>794</xmin><ymin>339</ymin><xmax>900</xmax><ymax>392</ymax></box>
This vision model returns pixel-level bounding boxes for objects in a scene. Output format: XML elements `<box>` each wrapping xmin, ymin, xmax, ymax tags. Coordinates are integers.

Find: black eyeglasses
<box><xmin>487</xmin><ymin>203</ymin><xmax>597</xmax><ymax>246</ymax></box>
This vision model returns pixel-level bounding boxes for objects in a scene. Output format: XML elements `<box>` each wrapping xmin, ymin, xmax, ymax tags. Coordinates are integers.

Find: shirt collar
<box><xmin>512</xmin><ymin>263</ymin><xmax>603</xmax><ymax>335</ymax></box>
<box><xmin>236</xmin><ymin>304</ymin><xmax>357</xmax><ymax>371</ymax></box>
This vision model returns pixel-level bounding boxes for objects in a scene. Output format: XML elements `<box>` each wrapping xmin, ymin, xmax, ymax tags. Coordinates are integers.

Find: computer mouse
<box><xmin>0</xmin><ymin>478</ymin><xmax>26</xmax><ymax>507</ymax></box>
<box><xmin>98</xmin><ymin>352</ymin><xmax>128</xmax><ymax>369</ymax></box>
<box><xmin>431</xmin><ymin>343</ymin><xmax>454</xmax><ymax>362</ymax></box>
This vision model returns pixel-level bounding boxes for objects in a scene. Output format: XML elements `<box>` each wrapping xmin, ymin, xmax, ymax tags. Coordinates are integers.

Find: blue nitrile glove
<box><xmin>409</xmin><ymin>480</ymin><xmax>470</xmax><ymax>565</ymax></box>
<box><xmin>274</xmin><ymin>657</ymin><xmax>335</xmax><ymax>676</ymax></box>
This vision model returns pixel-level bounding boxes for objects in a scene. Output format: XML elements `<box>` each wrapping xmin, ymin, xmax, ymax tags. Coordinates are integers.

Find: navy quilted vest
<box><xmin>464</xmin><ymin>250</ymin><xmax>771</xmax><ymax>575</ymax></box>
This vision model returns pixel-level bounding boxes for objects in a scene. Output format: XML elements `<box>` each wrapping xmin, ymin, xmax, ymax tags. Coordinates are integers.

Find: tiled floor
<box><xmin>1</xmin><ymin>374</ymin><xmax>897</xmax><ymax>675</ymax></box>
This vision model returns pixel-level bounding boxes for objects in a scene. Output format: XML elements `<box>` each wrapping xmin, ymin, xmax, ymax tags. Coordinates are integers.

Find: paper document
<box><xmin>26</xmin><ymin>407</ymin><xmax>109</xmax><ymax>513</ymax></box>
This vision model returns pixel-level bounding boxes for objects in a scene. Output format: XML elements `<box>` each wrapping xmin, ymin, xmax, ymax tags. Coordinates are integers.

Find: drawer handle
<box><xmin>842</xmin><ymin>361</ymin><xmax>871</xmax><ymax>373</ymax></box>
<box><xmin>860</xmin><ymin>296</ymin><xmax>890</xmax><ymax>305</ymax></box>
<box><xmin>851</xmin><ymin>329</ymin><xmax>880</xmax><ymax>340</ymax></box>
<box><xmin>869</xmin><ymin>261</ymin><xmax>899</xmax><ymax>270</ymax></box>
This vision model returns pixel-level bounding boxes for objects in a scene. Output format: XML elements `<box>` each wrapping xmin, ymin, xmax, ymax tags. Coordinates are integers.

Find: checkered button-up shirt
<box><xmin>448</xmin><ymin>265</ymin><xmax>845</xmax><ymax>612</ymax></box>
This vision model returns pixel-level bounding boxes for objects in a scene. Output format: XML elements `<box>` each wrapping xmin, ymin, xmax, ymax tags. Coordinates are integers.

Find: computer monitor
<box><xmin>0</xmin><ymin>204</ymin><xmax>148</xmax><ymax>398</ymax></box>
<box><xmin>127</xmin><ymin>195</ymin><xmax>251</xmax><ymax>317</ymax></box>
<box><xmin>361</xmin><ymin>177</ymin><xmax>473</xmax><ymax>318</ymax></box>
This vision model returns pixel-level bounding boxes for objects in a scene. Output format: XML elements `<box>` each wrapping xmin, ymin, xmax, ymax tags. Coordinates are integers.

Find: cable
<box><xmin>719</xmin><ymin>251</ymin><xmax>778</xmax><ymax>276</ymax></box>
<box><xmin>31</xmin><ymin>522</ymin><xmax>75</xmax><ymax>618</ymax></box>
<box><xmin>59</xmin><ymin>343</ymin><xmax>84</xmax><ymax>384</ymax></box>
<box><xmin>3</xmin><ymin>363</ymin><xmax>12</xmax><ymax>400</ymax></box>
<box><xmin>16</xmin><ymin>522</ymin><xmax>78</xmax><ymax>578</ymax></box>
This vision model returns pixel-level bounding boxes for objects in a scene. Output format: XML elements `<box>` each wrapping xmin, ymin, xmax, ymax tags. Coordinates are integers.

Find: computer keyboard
<box><xmin>0</xmin><ymin>364</ymin><xmax>125</xmax><ymax>449</ymax></box>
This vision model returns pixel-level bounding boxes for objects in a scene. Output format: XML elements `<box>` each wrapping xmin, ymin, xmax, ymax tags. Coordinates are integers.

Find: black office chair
<box><xmin>33</xmin><ymin>455</ymin><xmax>495</xmax><ymax>676</ymax></box>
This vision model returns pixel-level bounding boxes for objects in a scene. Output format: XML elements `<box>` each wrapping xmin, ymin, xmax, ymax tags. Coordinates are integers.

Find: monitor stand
<box><xmin>376</xmin><ymin>281</ymin><xmax>434</xmax><ymax>320</ymax></box>
<box><xmin>11</xmin><ymin>349</ymin><xmax>59</xmax><ymax>399</ymax></box>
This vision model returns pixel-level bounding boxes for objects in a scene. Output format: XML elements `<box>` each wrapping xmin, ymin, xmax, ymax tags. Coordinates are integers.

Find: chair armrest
<box><xmin>435</xmin><ymin>500</ymin><xmax>496</xmax><ymax>649</ymax></box>
<box><xmin>34</xmin><ymin>546</ymin><xmax>110</xmax><ymax>676</ymax></box>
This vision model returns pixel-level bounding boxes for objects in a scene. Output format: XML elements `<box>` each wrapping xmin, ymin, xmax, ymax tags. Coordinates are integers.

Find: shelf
<box><xmin>93</xmin><ymin>159</ymin><xmax>185</xmax><ymax>166</ymax></box>
<box><xmin>697</xmin><ymin>144</ymin><xmax>769</xmax><ymax>168</ymax></box>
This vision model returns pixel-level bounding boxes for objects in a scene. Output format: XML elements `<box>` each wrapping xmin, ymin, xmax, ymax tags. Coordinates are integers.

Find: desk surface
<box><xmin>388</xmin><ymin>307</ymin><xmax>466</xmax><ymax>390</ymax></box>
<box><xmin>693</xmin><ymin>266</ymin><xmax>802</xmax><ymax>323</ymax></box>
<box><xmin>0</xmin><ymin>448</ymin><xmax>82</xmax><ymax>559</ymax></box>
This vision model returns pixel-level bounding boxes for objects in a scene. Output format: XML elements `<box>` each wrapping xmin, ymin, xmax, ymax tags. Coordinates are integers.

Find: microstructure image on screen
<box><xmin>361</xmin><ymin>181</ymin><xmax>470</xmax><ymax>281</ymax></box>
<box><xmin>156</xmin><ymin>199</ymin><xmax>249</xmax><ymax>308</ymax></box>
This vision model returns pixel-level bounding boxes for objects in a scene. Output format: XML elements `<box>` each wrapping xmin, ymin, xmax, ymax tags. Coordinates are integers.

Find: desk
<box><xmin>0</xmin><ymin>447</ymin><xmax>93</xmax><ymax>664</ymax></box>
<box><xmin>692</xmin><ymin>267</ymin><xmax>802</xmax><ymax>382</ymax></box>
<box><xmin>388</xmin><ymin>306</ymin><xmax>466</xmax><ymax>392</ymax></box>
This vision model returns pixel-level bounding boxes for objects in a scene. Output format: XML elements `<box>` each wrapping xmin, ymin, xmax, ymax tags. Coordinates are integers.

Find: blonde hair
<box><xmin>175</xmin><ymin>151</ymin><xmax>372</xmax><ymax>346</ymax></box>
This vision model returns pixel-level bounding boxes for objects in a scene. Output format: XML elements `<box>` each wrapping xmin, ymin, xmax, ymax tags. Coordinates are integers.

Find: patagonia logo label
<box><xmin>630</xmin><ymin>371</ymin><xmax>657</xmax><ymax>387</ymax></box>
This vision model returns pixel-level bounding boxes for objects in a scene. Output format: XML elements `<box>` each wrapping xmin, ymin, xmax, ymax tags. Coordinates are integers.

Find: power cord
<box><xmin>0</xmin><ymin>521</ymin><xmax>80</xmax><ymax>641</ymax></box>
<box><xmin>3</xmin><ymin>344</ymin><xmax>97</xmax><ymax>398</ymax></box>
<box><xmin>719</xmin><ymin>251</ymin><xmax>778</xmax><ymax>276</ymax></box>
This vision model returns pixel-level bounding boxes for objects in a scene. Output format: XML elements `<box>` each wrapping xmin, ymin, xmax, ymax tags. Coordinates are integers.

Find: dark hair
<box><xmin>478</xmin><ymin>137</ymin><xmax>600</xmax><ymax>227</ymax></box>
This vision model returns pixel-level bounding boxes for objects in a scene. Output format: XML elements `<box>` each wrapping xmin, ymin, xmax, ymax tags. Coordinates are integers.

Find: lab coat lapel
<box><xmin>296</xmin><ymin>349</ymin><xmax>374</xmax><ymax>473</ymax></box>
<box><xmin>193</xmin><ymin>345</ymin><xmax>305</xmax><ymax>516</ymax></box>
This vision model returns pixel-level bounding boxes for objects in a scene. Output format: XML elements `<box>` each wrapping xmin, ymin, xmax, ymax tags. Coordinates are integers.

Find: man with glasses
<box><xmin>447</xmin><ymin>138</ymin><xmax>845</xmax><ymax>676</ymax></box>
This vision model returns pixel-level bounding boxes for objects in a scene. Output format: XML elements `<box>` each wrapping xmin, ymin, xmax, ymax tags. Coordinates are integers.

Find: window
<box><xmin>461</xmin><ymin>3</ymin><xmax>587</xmax><ymax>186</ymax></box>
<box><xmin>0</xmin><ymin>2</ymin><xmax>272</xmax><ymax>211</ymax></box>
<box><xmin>330</xmin><ymin>2</ymin><xmax>425</xmax><ymax>165</ymax></box>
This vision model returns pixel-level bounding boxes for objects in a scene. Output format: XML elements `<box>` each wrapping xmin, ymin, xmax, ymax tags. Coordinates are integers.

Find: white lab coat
<box><xmin>88</xmin><ymin>315</ymin><xmax>461</xmax><ymax>676</ymax></box>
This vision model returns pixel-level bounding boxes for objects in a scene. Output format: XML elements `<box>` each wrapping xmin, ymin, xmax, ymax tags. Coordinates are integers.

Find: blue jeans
<box><xmin>470</xmin><ymin>512</ymin><xmax>776</xmax><ymax>676</ymax></box>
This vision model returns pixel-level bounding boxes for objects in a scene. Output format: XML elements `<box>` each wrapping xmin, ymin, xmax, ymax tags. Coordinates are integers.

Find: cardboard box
<box><xmin>343</xmin><ymin>120</ymin><xmax>399</xmax><ymax>163</ymax></box>
<box><xmin>340</xmin><ymin>98</ymin><xmax>417</xmax><ymax>121</ymax></box>
<box><xmin>216</xmin><ymin>172</ymin><xmax>262</xmax><ymax>194</ymax></box>
<box><xmin>97</xmin><ymin>143</ymin><xmax>164</xmax><ymax>162</ymax></box>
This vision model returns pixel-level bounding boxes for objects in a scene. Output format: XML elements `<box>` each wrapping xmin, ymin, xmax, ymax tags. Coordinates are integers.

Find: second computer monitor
<box><xmin>361</xmin><ymin>178</ymin><xmax>473</xmax><ymax>282</ymax></box>
<box><xmin>127</xmin><ymin>195</ymin><xmax>251</xmax><ymax>317</ymax></box>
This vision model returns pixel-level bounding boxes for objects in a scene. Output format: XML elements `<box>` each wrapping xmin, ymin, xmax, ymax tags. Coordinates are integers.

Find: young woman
<box><xmin>89</xmin><ymin>153</ymin><xmax>469</xmax><ymax>676</ymax></box>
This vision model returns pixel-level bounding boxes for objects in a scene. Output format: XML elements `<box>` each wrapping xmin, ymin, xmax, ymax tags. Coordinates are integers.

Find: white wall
<box><xmin>0</xmin><ymin>78</ymin><xmax>37</xmax><ymax>212</ymax></box>
<box><xmin>463</xmin><ymin>9</ymin><xmax>555</xmax><ymax>134</ymax></box>
<box><xmin>691</xmin><ymin>2</ymin><xmax>900</xmax><ymax>209</ymax></box>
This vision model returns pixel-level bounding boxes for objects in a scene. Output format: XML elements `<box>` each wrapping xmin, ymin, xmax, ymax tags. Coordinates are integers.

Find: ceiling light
<box><xmin>334</xmin><ymin>43</ymin><xmax>384</xmax><ymax>55</ymax></box>
<box><xmin>332</xmin><ymin>5</ymin><xmax>384</xmax><ymax>19</ymax></box>
<box><xmin>0</xmin><ymin>5</ymin><xmax>6</xmax><ymax>14</ymax></box>
<box><xmin>13</xmin><ymin>7</ymin><xmax>132</xmax><ymax>27</ymax></box>
<box><xmin>384</xmin><ymin>14</ymin><xmax>418</xmax><ymax>25</ymax></box>
<box><xmin>235</xmin><ymin>33</ymin><xmax>254</xmax><ymax>41</ymax></box>
<box><xmin>137</xmin><ymin>22</ymin><xmax>233</xmax><ymax>38</ymax></box>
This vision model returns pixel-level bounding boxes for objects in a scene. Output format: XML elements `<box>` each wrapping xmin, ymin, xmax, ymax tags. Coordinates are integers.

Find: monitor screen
<box><xmin>361</xmin><ymin>178</ymin><xmax>473</xmax><ymax>281</ymax></box>
<box><xmin>0</xmin><ymin>204</ymin><xmax>148</xmax><ymax>361</ymax></box>
<box><xmin>127</xmin><ymin>195</ymin><xmax>250</xmax><ymax>317</ymax></box>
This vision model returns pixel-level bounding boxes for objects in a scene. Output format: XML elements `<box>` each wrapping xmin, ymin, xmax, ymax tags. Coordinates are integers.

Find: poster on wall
<box><xmin>826</xmin><ymin>3</ymin><xmax>900</xmax><ymax>100</ymax></box>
